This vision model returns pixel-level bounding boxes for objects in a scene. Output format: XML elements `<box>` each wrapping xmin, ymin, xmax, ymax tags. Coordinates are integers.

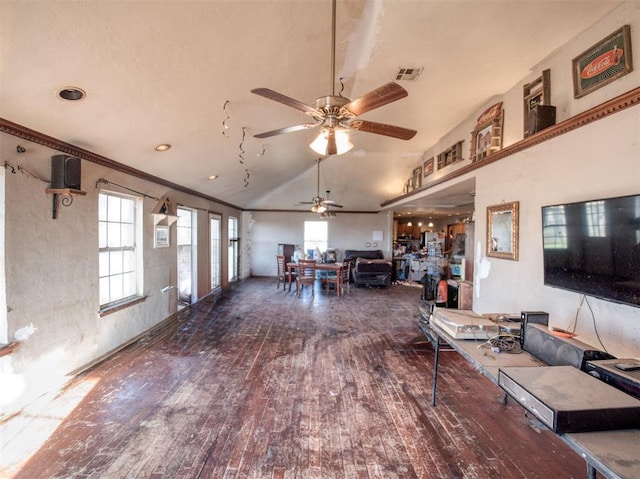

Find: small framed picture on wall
<box><xmin>155</xmin><ymin>225</ymin><xmax>170</xmax><ymax>248</ymax></box>
<box><xmin>423</xmin><ymin>157</ymin><xmax>434</xmax><ymax>177</ymax></box>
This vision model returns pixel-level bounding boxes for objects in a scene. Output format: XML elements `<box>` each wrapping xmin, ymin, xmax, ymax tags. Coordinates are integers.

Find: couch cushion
<box><xmin>354</xmin><ymin>258</ymin><xmax>392</xmax><ymax>273</ymax></box>
<box><xmin>344</xmin><ymin>249</ymin><xmax>384</xmax><ymax>263</ymax></box>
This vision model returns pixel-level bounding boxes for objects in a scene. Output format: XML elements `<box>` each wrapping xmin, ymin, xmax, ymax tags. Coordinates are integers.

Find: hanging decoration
<box><xmin>237</xmin><ymin>126</ymin><xmax>251</xmax><ymax>188</ymax></box>
<box><xmin>222</xmin><ymin>100</ymin><xmax>231</xmax><ymax>138</ymax></box>
<box><xmin>238</xmin><ymin>127</ymin><xmax>246</xmax><ymax>164</ymax></box>
<box><xmin>151</xmin><ymin>193</ymin><xmax>178</xmax><ymax>226</ymax></box>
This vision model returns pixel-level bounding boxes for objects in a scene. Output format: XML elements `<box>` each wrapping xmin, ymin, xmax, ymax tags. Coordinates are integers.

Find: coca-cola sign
<box><xmin>476</xmin><ymin>102</ymin><xmax>503</xmax><ymax>126</ymax></box>
<box><xmin>572</xmin><ymin>25</ymin><xmax>633</xmax><ymax>99</ymax></box>
<box><xmin>580</xmin><ymin>47</ymin><xmax>623</xmax><ymax>79</ymax></box>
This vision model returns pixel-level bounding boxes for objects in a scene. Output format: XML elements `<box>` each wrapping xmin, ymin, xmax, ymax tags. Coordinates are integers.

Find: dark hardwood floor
<box><xmin>1</xmin><ymin>278</ymin><xmax>590</xmax><ymax>478</ymax></box>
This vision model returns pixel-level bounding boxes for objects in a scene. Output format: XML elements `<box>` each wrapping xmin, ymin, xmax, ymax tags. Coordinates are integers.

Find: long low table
<box><xmin>417</xmin><ymin>310</ymin><xmax>640</xmax><ymax>479</ymax></box>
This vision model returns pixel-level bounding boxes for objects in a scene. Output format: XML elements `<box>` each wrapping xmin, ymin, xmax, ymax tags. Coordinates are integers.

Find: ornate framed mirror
<box><xmin>486</xmin><ymin>201</ymin><xmax>519</xmax><ymax>260</ymax></box>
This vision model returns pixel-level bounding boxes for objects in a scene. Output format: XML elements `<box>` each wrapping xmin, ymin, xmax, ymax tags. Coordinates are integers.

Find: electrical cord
<box><xmin>478</xmin><ymin>333</ymin><xmax>523</xmax><ymax>354</ymax></box>
<box><xmin>571</xmin><ymin>295</ymin><xmax>609</xmax><ymax>353</ymax></box>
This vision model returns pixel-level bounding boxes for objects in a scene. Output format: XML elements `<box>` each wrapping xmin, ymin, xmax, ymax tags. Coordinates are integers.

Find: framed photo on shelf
<box><xmin>403</xmin><ymin>178</ymin><xmax>413</xmax><ymax>194</ymax></box>
<box><xmin>572</xmin><ymin>25</ymin><xmax>633</xmax><ymax>99</ymax></box>
<box><xmin>412</xmin><ymin>166</ymin><xmax>422</xmax><ymax>189</ymax></box>
<box><xmin>423</xmin><ymin>157</ymin><xmax>434</xmax><ymax>177</ymax></box>
<box><xmin>154</xmin><ymin>225</ymin><xmax>170</xmax><ymax>248</ymax></box>
<box><xmin>470</xmin><ymin>102</ymin><xmax>503</xmax><ymax>162</ymax></box>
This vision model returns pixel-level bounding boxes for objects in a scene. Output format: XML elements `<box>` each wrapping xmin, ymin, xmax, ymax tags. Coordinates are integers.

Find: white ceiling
<box><xmin>0</xmin><ymin>0</ymin><xmax>622</xmax><ymax>217</ymax></box>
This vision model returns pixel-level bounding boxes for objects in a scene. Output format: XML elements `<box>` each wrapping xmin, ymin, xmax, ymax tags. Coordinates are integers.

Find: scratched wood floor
<box><xmin>2</xmin><ymin>278</ymin><xmax>589</xmax><ymax>479</ymax></box>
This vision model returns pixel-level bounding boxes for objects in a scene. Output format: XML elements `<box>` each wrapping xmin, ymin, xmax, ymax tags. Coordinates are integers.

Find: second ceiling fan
<box><xmin>251</xmin><ymin>0</ymin><xmax>417</xmax><ymax>156</ymax></box>
<box><xmin>297</xmin><ymin>159</ymin><xmax>343</xmax><ymax>213</ymax></box>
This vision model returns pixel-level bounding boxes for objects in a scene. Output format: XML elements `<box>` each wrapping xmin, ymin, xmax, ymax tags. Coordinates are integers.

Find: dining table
<box><xmin>286</xmin><ymin>261</ymin><xmax>345</xmax><ymax>296</ymax></box>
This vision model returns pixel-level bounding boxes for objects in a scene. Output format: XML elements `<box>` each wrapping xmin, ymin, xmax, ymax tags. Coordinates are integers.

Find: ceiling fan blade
<box><xmin>349</xmin><ymin>120</ymin><xmax>417</xmax><ymax>140</ymax></box>
<box><xmin>323</xmin><ymin>203</ymin><xmax>343</xmax><ymax>208</ymax></box>
<box><xmin>341</xmin><ymin>82</ymin><xmax>408</xmax><ymax>116</ymax></box>
<box><xmin>296</xmin><ymin>201</ymin><xmax>315</xmax><ymax>205</ymax></box>
<box><xmin>254</xmin><ymin>123</ymin><xmax>318</xmax><ymax>139</ymax></box>
<box><xmin>251</xmin><ymin>88</ymin><xmax>318</xmax><ymax>114</ymax></box>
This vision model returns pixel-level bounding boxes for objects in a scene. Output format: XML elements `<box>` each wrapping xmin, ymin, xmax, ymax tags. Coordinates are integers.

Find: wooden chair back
<box><xmin>340</xmin><ymin>259</ymin><xmax>351</xmax><ymax>284</ymax></box>
<box><xmin>296</xmin><ymin>259</ymin><xmax>316</xmax><ymax>297</ymax></box>
<box><xmin>326</xmin><ymin>259</ymin><xmax>350</xmax><ymax>296</ymax></box>
<box><xmin>276</xmin><ymin>255</ymin><xmax>287</xmax><ymax>289</ymax></box>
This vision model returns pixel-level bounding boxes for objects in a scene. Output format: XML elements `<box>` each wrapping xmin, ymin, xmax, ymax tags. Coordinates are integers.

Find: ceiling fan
<box><xmin>297</xmin><ymin>159</ymin><xmax>343</xmax><ymax>213</ymax></box>
<box><xmin>320</xmin><ymin>191</ymin><xmax>338</xmax><ymax>218</ymax></box>
<box><xmin>251</xmin><ymin>0</ymin><xmax>417</xmax><ymax>156</ymax></box>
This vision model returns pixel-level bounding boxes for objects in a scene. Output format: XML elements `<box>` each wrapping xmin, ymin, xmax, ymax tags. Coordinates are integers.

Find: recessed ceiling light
<box><xmin>57</xmin><ymin>87</ymin><xmax>86</xmax><ymax>101</ymax></box>
<box><xmin>208</xmin><ymin>175</ymin><xmax>218</xmax><ymax>180</ymax></box>
<box><xmin>155</xmin><ymin>144</ymin><xmax>171</xmax><ymax>151</ymax></box>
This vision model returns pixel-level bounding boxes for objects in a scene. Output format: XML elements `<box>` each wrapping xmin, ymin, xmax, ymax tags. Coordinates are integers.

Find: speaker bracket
<box><xmin>45</xmin><ymin>188</ymin><xmax>86</xmax><ymax>219</ymax></box>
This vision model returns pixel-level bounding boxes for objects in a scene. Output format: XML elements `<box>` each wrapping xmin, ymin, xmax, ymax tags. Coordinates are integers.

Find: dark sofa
<box><xmin>343</xmin><ymin>250</ymin><xmax>392</xmax><ymax>287</ymax></box>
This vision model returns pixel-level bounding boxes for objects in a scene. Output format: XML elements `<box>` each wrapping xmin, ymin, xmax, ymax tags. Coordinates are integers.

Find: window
<box><xmin>177</xmin><ymin>207</ymin><xmax>197</xmax><ymax>305</ymax></box>
<box><xmin>228</xmin><ymin>216</ymin><xmax>239</xmax><ymax>282</ymax></box>
<box><xmin>210</xmin><ymin>213</ymin><xmax>221</xmax><ymax>290</ymax></box>
<box><xmin>304</xmin><ymin>221</ymin><xmax>328</xmax><ymax>257</ymax></box>
<box><xmin>542</xmin><ymin>205</ymin><xmax>568</xmax><ymax>249</ymax></box>
<box><xmin>585</xmin><ymin>200</ymin><xmax>606</xmax><ymax>237</ymax></box>
<box><xmin>99</xmin><ymin>191</ymin><xmax>142</xmax><ymax>308</ymax></box>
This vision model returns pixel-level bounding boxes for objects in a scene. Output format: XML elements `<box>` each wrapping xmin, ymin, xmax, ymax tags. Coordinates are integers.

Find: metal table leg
<box><xmin>431</xmin><ymin>332</ymin><xmax>440</xmax><ymax>406</ymax></box>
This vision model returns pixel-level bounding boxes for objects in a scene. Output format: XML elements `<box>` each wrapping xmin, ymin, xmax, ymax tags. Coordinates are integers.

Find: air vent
<box><xmin>396</xmin><ymin>67</ymin><xmax>423</xmax><ymax>81</ymax></box>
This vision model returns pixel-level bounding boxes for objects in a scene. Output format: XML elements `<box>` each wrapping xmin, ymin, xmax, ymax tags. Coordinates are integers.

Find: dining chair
<box><xmin>276</xmin><ymin>255</ymin><xmax>292</xmax><ymax>290</ymax></box>
<box><xmin>295</xmin><ymin>259</ymin><xmax>316</xmax><ymax>298</ymax></box>
<box><xmin>326</xmin><ymin>259</ymin><xmax>351</xmax><ymax>296</ymax></box>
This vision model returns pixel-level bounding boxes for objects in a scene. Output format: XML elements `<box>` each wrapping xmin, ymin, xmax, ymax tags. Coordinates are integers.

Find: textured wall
<box><xmin>0</xmin><ymin>154</ymin><xmax>242</xmax><ymax>416</ymax></box>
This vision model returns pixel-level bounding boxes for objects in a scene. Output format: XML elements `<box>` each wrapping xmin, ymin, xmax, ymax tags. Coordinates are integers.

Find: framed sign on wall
<box><xmin>572</xmin><ymin>25</ymin><xmax>633</xmax><ymax>99</ymax></box>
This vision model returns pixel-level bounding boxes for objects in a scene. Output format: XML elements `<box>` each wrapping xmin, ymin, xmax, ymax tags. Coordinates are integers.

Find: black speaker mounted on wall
<box><xmin>51</xmin><ymin>154</ymin><xmax>81</xmax><ymax>190</ymax></box>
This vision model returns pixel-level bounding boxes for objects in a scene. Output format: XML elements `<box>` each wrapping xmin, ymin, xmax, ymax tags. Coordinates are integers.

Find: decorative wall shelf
<box><xmin>381</xmin><ymin>85</ymin><xmax>640</xmax><ymax>207</ymax></box>
<box><xmin>46</xmin><ymin>188</ymin><xmax>87</xmax><ymax>219</ymax></box>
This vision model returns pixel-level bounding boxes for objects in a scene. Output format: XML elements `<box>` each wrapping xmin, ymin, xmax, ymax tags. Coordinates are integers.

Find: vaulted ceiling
<box><xmin>0</xmin><ymin>0</ymin><xmax>622</xmax><ymax>217</ymax></box>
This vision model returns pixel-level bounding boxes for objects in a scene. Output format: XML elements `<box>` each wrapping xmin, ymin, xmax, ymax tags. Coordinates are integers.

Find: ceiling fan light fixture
<box><xmin>311</xmin><ymin>203</ymin><xmax>327</xmax><ymax>213</ymax></box>
<box><xmin>309</xmin><ymin>127</ymin><xmax>353</xmax><ymax>156</ymax></box>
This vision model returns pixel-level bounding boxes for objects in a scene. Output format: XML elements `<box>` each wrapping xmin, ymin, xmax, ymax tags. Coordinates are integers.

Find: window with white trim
<box><xmin>98</xmin><ymin>191</ymin><xmax>143</xmax><ymax>308</ymax></box>
<box><xmin>304</xmin><ymin>221</ymin><xmax>328</xmax><ymax>257</ymax></box>
<box><xmin>228</xmin><ymin>216</ymin><xmax>239</xmax><ymax>282</ymax></box>
<box><xmin>210</xmin><ymin>213</ymin><xmax>221</xmax><ymax>290</ymax></box>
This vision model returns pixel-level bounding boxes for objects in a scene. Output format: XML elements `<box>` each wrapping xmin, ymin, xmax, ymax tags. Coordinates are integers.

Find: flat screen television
<box><xmin>542</xmin><ymin>193</ymin><xmax>640</xmax><ymax>308</ymax></box>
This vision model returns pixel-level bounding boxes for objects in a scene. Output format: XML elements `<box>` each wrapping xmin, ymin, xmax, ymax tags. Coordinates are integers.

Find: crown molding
<box><xmin>0</xmin><ymin>117</ymin><xmax>242</xmax><ymax>211</ymax></box>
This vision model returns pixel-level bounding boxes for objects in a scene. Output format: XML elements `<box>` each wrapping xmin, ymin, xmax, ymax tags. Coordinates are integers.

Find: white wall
<box><xmin>472</xmin><ymin>107</ymin><xmax>640</xmax><ymax>359</ymax></box>
<box><xmin>249</xmin><ymin>210</ymin><xmax>393</xmax><ymax>276</ymax></box>
<box><xmin>403</xmin><ymin>1</ymin><xmax>640</xmax><ymax>358</ymax></box>
<box><xmin>0</xmin><ymin>150</ymin><xmax>243</xmax><ymax>416</ymax></box>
